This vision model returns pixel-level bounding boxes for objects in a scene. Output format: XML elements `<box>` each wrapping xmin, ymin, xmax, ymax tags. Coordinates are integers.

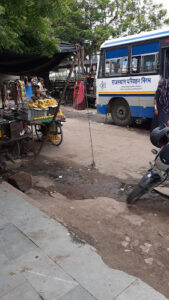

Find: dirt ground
<box><xmin>7</xmin><ymin>106</ymin><xmax>169</xmax><ymax>298</ymax></box>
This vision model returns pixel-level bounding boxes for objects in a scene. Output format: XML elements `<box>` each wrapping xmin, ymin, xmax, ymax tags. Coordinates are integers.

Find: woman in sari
<box><xmin>151</xmin><ymin>79</ymin><xmax>169</xmax><ymax>132</ymax></box>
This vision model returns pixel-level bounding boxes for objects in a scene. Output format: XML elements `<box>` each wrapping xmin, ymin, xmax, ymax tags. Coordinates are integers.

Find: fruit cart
<box><xmin>0</xmin><ymin>48</ymin><xmax>77</xmax><ymax>163</ymax></box>
<box><xmin>19</xmin><ymin>98</ymin><xmax>66</xmax><ymax>148</ymax></box>
<box><xmin>0</xmin><ymin>96</ymin><xmax>65</xmax><ymax>162</ymax></box>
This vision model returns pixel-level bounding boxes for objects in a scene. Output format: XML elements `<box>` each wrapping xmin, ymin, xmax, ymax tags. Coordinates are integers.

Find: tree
<box><xmin>0</xmin><ymin>0</ymin><xmax>70</xmax><ymax>56</ymax></box>
<box><xmin>55</xmin><ymin>0</ymin><xmax>169</xmax><ymax>56</ymax></box>
<box><xmin>0</xmin><ymin>0</ymin><xmax>168</xmax><ymax>58</ymax></box>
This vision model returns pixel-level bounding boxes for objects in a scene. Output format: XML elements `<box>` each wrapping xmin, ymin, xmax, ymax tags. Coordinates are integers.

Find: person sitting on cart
<box><xmin>32</xmin><ymin>84</ymin><xmax>40</xmax><ymax>101</ymax></box>
<box><xmin>31</xmin><ymin>84</ymin><xmax>47</xmax><ymax>101</ymax></box>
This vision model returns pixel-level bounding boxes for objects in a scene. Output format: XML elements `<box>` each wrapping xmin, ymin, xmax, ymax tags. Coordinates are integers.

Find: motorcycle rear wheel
<box><xmin>127</xmin><ymin>184</ymin><xmax>147</xmax><ymax>204</ymax></box>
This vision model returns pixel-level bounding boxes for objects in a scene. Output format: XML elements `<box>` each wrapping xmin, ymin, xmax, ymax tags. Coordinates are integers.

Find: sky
<box><xmin>155</xmin><ymin>0</ymin><xmax>169</xmax><ymax>16</ymax></box>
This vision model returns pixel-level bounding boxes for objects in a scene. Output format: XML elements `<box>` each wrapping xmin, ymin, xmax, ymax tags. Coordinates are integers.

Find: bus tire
<box><xmin>111</xmin><ymin>100</ymin><xmax>131</xmax><ymax>126</ymax></box>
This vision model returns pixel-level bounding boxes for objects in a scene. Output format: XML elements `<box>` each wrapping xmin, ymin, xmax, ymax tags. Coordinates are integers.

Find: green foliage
<box><xmin>55</xmin><ymin>0</ymin><xmax>169</xmax><ymax>56</ymax></box>
<box><xmin>0</xmin><ymin>0</ymin><xmax>168</xmax><ymax>57</ymax></box>
<box><xmin>0</xmin><ymin>0</ymin><xmax>67</xmax><ymax>56</ymax></box>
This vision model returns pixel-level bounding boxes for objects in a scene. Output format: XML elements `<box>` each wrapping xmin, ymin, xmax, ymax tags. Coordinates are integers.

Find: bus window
<box><xmin>105</xmin><ymin>59</ymin><xmax>119</xmax><ymax>76</ymax></box>
<box><xmin>105</xmin><ymin>57</ymin><xmax>128</xmax><ymax>76</ymax></box>
<box><xmin>121</xmin><ymin>58</ymin><xmax>128</xmax><ymax>73</ymax></box>
<box><xmin>141</xmin><ymin>54</ymin><xmax>157</xmax><ymax>73</ymax></box>
<box><xmin>105</xmin><ymin>47</ymin><xmax>128</xmax><ymax>77</ymax></box>
<box><xmin>98</xmin><ymin>51</ymin><xmax>104</xmax><ymax>78</ymax></box>
<box><xmin>131</xmin><ymin>42</ymin><xmax>159</xmax><ymax>74</ymax></box>
<box><xmin>113</xmin><ymin>58</ymin><xmax>121</xmax><ymax>74</ymax></box>
<box><xmin>105</xmin><ymin>60</ymin><xmax>111</xmax><ymax>76</ymax></box>
<box><xmin>131</xmin><ymin>56</ymin><xmax>141</xmax><ymax>73</ymax></box>
<box><xmin>111</xmin><ymin>61</ymin><xmax>115</xmax><ymax>74</ymax></box>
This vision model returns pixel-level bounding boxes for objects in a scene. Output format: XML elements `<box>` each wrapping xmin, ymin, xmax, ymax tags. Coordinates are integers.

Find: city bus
<box><xmin>96</xmin><ymin>28</ymin><xmax>169</xmax><ymax>126</ymax></box>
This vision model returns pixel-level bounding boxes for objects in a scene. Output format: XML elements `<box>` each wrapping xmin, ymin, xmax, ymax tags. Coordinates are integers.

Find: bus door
<box><xmin>162</xmin><ymin>47</ymin><xmax>169</xmax><ymax>80</ymax></box>
<box><xmin>160</xmin><ymin>38</ymin><xmax>169</xmax><ymax>80</ymax></box>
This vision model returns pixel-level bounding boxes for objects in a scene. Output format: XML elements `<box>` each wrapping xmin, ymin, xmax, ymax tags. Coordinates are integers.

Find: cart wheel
<box><xmin>51</xmin><ymin>123</ymin><xmax>63</xmax><ymax>146</ymax></box>
<box><xmin>20</xmin><ymin>138</ymin><xmax>34</xmax><ymax>155</ymax></box>
<box><xmin>33</xmin><ymin>124</ymin><xmax>46</xmax><ymax>155</ymax></box>
<box><xmin>33</xmin><ymin>136</ymin><xmax>45</xmax><ymax>156</ymax></box>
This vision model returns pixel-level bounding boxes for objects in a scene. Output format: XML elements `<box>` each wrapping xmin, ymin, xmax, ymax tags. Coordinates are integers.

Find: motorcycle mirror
<box><xmin>151</xmin><ymin>149</ymin><xmax>158</xmax><ymax>155</ymax></box>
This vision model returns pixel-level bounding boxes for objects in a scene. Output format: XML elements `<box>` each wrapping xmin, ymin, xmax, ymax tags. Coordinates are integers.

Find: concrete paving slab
<box><xmin>0</xmin><ymin>183</ymin><xmax>79</xmax><ymax>260</ymax></box>
<box><xmin>0</xmin><ymin>223</ymin><xmax>37</xmax><ymax>260</ymax></box>
<box><xmin>1</xmin><ymin>281</ymin><xmax>42</xmax><ymax>300</ymax></box>
<box><xmin>17</xmin><ymin>213</ymin><xmax>81</xmax><ymax>261</ymax></box>
<box><xmin>56</xmin><ymin>244</ymin><xmax>135</xmax><ymax>300</ymax></box>
<box><xmin>17</xmin><ymin>213</ymin><xmax>64</xmax><ymax>236</ymax></box>
<box><xmin>14</xmin><ymin>249</ymin><xmax>76</xmax><ymax>282</ymax></box>
<box><xmin>0</xmin><ymin>183</ymin><xmax>45</xmax><ymax>225</ymax></box>
<box><xmin>0</xmin><ymin>214</ymin><xmax>8</xmax><ymax>227</ymax></box>
<box><xmin>115</xmin><ymin>279</ymin><xmax>168</xmax><ymax>300</ymax></box>
<box><xmin>13</xmin><ymin>250</ymin><xmax>78</xmax><ymax>300</ymax></box>
<box><xmin>58</xmin><ymin>285</ymin><xmax>96</xmax><ymax>300</ymax></box>
<box><xmin>0</xmin><ymin>252</ymin><xmax>8</xmax><ymax>265</ymax></box>
<box><xmin>0</xmin><ymin>239</ymin><xmax>9</xmax><ymax>265</ymax></box>
<box><xmin>0</xmin><ymin>264</ymin><xmax>26</xmax><ymax>298</ymax></box>
<box><xmin>29</xmin><ymin>227</ymin><xmax>80</xmax><ymax>262</ymax></box>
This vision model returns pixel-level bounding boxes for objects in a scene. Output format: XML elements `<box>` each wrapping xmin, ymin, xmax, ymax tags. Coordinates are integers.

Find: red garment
<box><xmin>77</xmin><ymin>81</ymin><xmax>84</xmax><ymax>105</ymax></box>
<box><xmin>73</xmin><ymin>80</ymin><xmax>79</xmax><ymax>102</ymax></box>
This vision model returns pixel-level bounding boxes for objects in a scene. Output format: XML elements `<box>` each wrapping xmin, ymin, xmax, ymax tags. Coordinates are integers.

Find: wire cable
<box><xmin>84</xmin><ymin>79</ymin><xmax>96</xmax><ymax>169</ymax></box>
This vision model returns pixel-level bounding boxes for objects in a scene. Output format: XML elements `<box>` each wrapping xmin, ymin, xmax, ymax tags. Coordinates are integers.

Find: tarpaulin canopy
<box><xmin>0</xmin><ymin>43</ymin><xmax>77</xmax><ymax>76</ymax></box>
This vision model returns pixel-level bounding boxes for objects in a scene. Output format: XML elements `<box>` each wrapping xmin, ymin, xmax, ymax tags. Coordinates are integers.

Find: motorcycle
<box><xmin>127</xmin><ymin>124</ymin><xmax>169</xmax><ymax>204</ymax></box>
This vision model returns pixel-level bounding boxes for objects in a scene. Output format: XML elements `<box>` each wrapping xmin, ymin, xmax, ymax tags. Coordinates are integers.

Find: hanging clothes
<box><xmin>17</xmin><ymin>80</ymin><xmax>26</xmax><ymax>104</ymax></box>
<box><xmin>73</xmin><ymin>80</ymin><xmax>80</xmax><ymax>103</ymax></box>
<box><xmin>76</xmin><ymin>81</ymin><xmax>86</xmax><ymax>110</ymax></box>
<box><xmin>25</xmin><ymin>81</ymin><xmax>33</xmax><ymax>98</ymax></box>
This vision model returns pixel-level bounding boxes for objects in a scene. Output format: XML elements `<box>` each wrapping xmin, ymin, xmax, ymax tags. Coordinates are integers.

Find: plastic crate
<box><xmin>20</xmin><ymin>108</ymin><xmax>48</xmax><ymax>121</ymax></box>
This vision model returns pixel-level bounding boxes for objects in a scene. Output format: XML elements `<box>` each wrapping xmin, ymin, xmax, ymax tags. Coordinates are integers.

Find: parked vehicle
<box><xmin>96</xmin><ymin>28</ymin><xmax>169</xmax><ymax>126</ymax></box>
<box><xmin>127</xmin><ymin>124</ymin><xmax>169</xmax><ymax>204</ymax></box>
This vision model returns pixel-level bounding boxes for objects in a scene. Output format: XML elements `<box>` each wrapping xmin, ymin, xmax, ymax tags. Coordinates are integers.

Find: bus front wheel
<box><xmin>111</xmin><ymin>100</ymin><xmax>131</xmax><ymax>126</ymax></box>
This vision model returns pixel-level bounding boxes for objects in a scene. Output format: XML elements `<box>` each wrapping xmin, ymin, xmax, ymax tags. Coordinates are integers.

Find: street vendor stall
<box><xmin>0</xmin><ymin>78</ymin><xmax>66</xmax><ymax>160</ymax></box>
<box><xmin>0</xmin><ymin>43</ymin><xmax>78</xmax><ymax>162</ymax></box>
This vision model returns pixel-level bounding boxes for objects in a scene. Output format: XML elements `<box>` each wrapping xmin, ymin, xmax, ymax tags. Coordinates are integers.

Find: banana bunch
<box><xmin>27</xmin><ymin>98</ymin><xmax>58</xmax><ymax>110</ymax></box>
<box><xmin>34</xmin><ymin>116</ymin><xmax>52</xmax><ymax>120</ymax></box>
<box><xmin>43</xmin><ymin>98</ymin><xmax>58</xmax><ymax>106</ymax></box>
<box><xmin>37</xmin><ymin>100</ymin><xmax>46</xmax><ymax>109</ymax></box>
<box><xmin>27</xmin><ymin>102</ymin><xmax>38</xmax><ymax>108</ymax></box>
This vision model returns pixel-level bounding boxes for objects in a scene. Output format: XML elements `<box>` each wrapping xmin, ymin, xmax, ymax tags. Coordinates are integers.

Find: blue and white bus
<box><xmin>96</xmin><ymin>28</ymin><xmax>169</xmax><ymax>126</ymax></box>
